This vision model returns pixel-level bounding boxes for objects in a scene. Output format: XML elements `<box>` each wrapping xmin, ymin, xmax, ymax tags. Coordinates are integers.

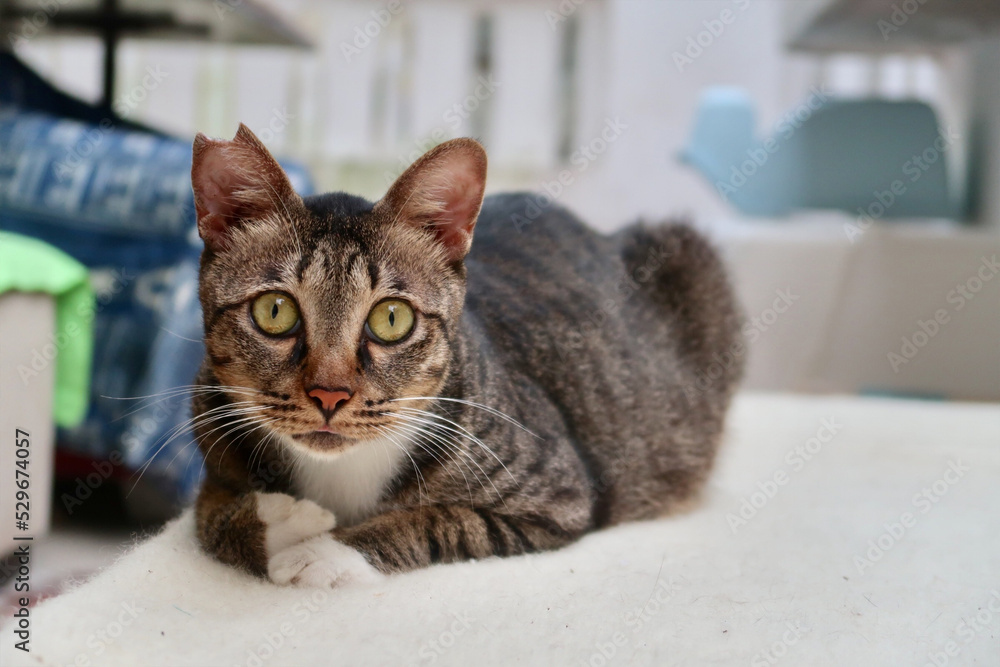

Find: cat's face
<box><xmin>191</xmin><ymin>125</ymin><xmax>486</xmax><ymax>456</ymax></box>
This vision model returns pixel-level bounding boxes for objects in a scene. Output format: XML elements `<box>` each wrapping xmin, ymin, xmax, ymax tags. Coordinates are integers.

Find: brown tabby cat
<box><xmin>191</xmin><ymin>124</ymin><xmax>743</xmax><ymax>587</ymax></box>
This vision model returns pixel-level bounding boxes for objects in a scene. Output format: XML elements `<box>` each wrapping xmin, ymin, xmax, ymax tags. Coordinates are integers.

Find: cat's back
<box><xmin>469</xmin><ymin>192</ymin><xmax>613</xmax><ymax>273</ymax></box>
<box><xmin>464</xmin><ymin>193</ymin><xmax>626</xmax><ymax>356</ymax></box>
<box><xmin>464</xmin><ymin>193</ymin><xmax>744</xmax><ymax>525</ymax></box>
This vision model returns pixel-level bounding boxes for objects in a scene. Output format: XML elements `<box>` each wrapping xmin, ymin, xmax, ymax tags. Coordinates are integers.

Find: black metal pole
<box><xmin>100</xmin><ymin>0</ymin><xmax>117</xmax><ymax>111</ymax></box>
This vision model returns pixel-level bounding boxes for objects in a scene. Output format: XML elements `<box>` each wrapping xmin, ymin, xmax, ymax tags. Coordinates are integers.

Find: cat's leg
<box><xmin>339</xmin><ymin>506</ymin><xmax>585</xmax><ymax>571</ymax></box>
<box><xmin>195</xmin><ymin>479</ymin><xmax>336</xmax><ymax>577</ymax></box>
<box><xmin>266</xmin><ymin>505</ymin><xmax>588</xmax><ymax>587</ymax></box>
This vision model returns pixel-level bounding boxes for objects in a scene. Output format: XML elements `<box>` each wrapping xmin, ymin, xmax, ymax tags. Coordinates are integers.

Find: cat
<box><xmin>190</xmin><ymin>124</ymin><xmax>743</xmax><ymax>587</ymax></box>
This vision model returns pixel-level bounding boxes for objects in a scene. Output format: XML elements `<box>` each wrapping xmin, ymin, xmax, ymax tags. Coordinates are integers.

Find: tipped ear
<box><xmin>376</xmin><ymin>138</ymin><xmax>487</xmax><ymax>262</ymax></box>
<box><xmin>191</xmin><ymin>123</ymin><xmax>300</xmax><ymax>251</ymax></box>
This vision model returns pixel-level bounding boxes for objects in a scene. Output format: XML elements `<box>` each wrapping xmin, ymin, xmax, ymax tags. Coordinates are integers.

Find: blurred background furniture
<box><xmin>681</xmin><ymin>91</ymin><xmax>959</xmax><ymax>218</ymax></box>
<box><xmin>0</xmin><ymin>232</ymin><xmax>94</xmax><ymax>555</ymax></box>
<box><xmin>0</xmin><ymin>0</ymin><xmax>310</xmax><ymax>110</ymax></box>
<box><xmin>785</xmin><ymin>0</ymin><xmax>1000</xmax><ymax>51</ymax></box>
<box><xmin>782</xmin><ymin>0</ymin><xmax>1000</xmax><ymax>229</ymax></box>
<box><xmin>720</xmin><ymin>220</ymin><xmax>1000</xmax><ymax>401</ymax></box>
<box><xmin>0</xmin><ymin>292</ymin><xmax>57</xmax><ymax>554</ymax></box>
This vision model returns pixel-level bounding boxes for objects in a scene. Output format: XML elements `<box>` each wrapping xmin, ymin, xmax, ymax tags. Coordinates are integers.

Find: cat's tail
<box><xmin>617</xmin><ymin>221</ymin><xmax>745</xmax><ymax>400</ymax></box>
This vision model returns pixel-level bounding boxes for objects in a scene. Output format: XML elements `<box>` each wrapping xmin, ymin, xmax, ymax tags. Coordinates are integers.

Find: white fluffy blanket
<box><xmin>3</xmin><ymin>393</ymin><xmax>999</xmax><ymax>666</ymax></box>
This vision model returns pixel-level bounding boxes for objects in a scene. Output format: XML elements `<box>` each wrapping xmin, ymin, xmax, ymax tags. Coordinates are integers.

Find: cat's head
<box><xmin>191</xmin><ymin>124</ymin><xmax>486</xmax><ymax>456</ymax></box>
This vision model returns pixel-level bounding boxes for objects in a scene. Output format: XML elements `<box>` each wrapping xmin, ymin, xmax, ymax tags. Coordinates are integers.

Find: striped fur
<box><xmin>191</xmin><ymin>126</ymin><xmax>743</xmax><ymax>583</ymax></box>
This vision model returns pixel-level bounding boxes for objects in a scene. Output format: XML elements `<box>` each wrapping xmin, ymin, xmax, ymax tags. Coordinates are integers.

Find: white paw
<box><xmin>256</xmin><ymin>492</ymin><xmax>336</xmax><ymax>558</ymax></box>
<box><xmin>268</xmin><ymin>535</ymin><xmax>383</xmax><ymax>588</ymax></box>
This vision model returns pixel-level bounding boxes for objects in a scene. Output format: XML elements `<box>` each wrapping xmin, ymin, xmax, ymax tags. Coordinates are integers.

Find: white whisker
<box><xmin>389</xmin><ymin>418</ymin><xmax>479</xmax><ymax>507</ymax></box>
<box><xmin>126</xmin><ymin>405</ymin><xmax>268</xmax><ymax>497</ymax></box>
<box><xmin>388</xmin><ymin>412</ymin><xmax>509</xmax><ymax>507</ymax></box>
<box><xmin>373</xmin><ymin>423</ymin><xmax>427</xmax><ymax>510</ymax></box>
<box><xmin>390</xmin><ymin>396</ymin><xmax>538</xmax><ymax>438</ymax></box>
<box><xmin>393</xmin><ymin>407</ymin><xmax>518</xmax><ymax>488</ymax></box>
<box><xmin>387</xmin><ymin>419</ymin><xmax>476</xmax><ymax>504</ymax></box>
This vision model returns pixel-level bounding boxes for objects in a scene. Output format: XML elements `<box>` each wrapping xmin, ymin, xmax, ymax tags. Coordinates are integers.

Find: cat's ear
<box><xmin>376</xmin><ymin>138</ymin><xmax>487</xmax><ymax>262</ymax></box>
<box><xmin>191</xmin><ymin>123</ymin><xmax>300</xmax><ymax>251</ymax></box>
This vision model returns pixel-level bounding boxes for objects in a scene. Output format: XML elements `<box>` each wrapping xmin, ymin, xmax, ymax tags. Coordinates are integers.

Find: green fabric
<box><xmin>0</xmin><ymin>232</ymin><xmax>94</xmax><ymax>427</ymax></box>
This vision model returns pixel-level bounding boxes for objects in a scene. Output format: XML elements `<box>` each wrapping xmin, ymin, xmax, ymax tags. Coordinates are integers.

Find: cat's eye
<box><xmin>251</xmin><ymin>292</ymin><xmax>300</xmax><ymax>336</ymax></box>
<box><xmin>366</xmin><ymin>299</ymin><xmax>415</xmax><ymax>344</ymax></box>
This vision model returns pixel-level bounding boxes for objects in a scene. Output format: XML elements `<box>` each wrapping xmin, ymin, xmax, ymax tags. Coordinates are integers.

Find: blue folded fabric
<box><xmin>0</xmin><ymin>108</ymin><xmax>200</xmax><ymax>268</ymax></box>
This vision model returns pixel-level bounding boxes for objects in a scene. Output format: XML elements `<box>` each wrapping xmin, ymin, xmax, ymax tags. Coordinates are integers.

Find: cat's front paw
<box><xmin>255</xmin><ymin>492</ymin><xmax>336</xmax><ymax>558</ymax></box>
<box><xmin>268</xmin><ymin>535</ymin><xmax>383</xmax><ymax>588</ymax></box>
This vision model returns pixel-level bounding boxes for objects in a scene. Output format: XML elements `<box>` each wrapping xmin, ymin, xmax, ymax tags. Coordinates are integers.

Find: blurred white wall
<box><xmin>12</xmin><ymin>0</ymin><xmax>976</xmax><ymax>229</ymax></box>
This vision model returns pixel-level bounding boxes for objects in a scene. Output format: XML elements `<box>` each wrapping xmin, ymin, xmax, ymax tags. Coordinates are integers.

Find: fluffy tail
<box><xmin>618</xmin><ymin>221</ymin><xmax>745</xmax><ymax>399</ymax></box>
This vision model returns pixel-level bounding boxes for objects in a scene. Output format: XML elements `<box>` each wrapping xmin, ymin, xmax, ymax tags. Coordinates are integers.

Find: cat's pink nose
<box><xmin>307</xmin><ymin>387</ymin><xmax>352</xmax><ymax>419</ymax></box>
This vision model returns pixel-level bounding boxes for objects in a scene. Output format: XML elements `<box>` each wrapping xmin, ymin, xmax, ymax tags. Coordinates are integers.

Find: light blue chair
<box><xmin>680</xmin><ymin>87</ymin><xmax>959</xmax><ymax>219</ymax></box>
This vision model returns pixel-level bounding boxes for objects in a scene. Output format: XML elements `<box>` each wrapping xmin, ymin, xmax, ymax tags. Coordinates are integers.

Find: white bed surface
<box><xmin>3</xmin><ymin>392</ymin><xmax>998</xmax><ymax>666</ymax></box>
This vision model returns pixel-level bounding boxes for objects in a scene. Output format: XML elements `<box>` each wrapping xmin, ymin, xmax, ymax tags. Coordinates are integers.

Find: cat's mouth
<box><xmin>290</xmin><ymin>429</ymin><xmax>351</xmax><ymax>452</ymax></box>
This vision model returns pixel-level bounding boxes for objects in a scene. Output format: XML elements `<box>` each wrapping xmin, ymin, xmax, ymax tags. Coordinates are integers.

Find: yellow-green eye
<box><xmin>251</xmin><ymin>292</ymin><xmax>300</xmax><ymax>336</ymax></box>
<box><xmin>366</xmin><ymin>299</ymin><xmax>414</xmax><ymax>343</ymax></box>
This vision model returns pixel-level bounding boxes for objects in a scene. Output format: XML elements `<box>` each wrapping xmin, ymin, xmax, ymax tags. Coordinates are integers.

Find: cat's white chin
<box><xmin>268</xmin><ymin>535</ymin><xmax>383</xmax><ymax>588</ymax></box>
